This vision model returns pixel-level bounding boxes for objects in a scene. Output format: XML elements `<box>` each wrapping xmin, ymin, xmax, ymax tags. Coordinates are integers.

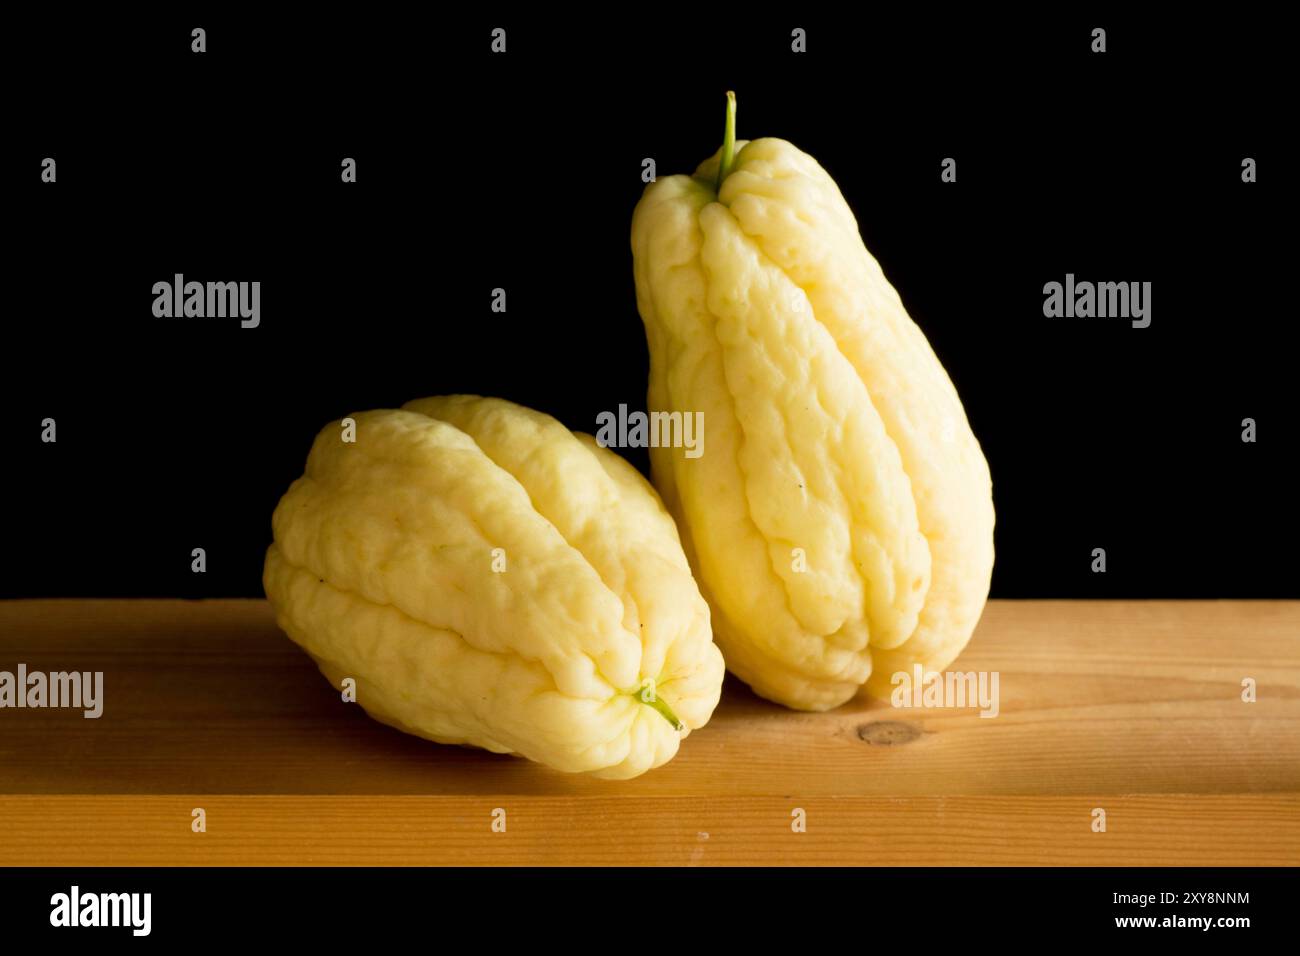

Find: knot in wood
<box><xmin>856</xmin><ymin>721</ymin><xmax>921</xmax><ymax>746</ymax></box>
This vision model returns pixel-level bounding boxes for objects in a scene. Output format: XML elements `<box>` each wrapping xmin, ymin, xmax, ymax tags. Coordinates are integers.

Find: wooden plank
<box><xmin>1</xmin><ymin>794</ymin><xmax>1295</xmax><ymax>867</ymax></box>
<box><xmin>0</xmin><ymin>599</ymin><xmax>1296</xmax><ymax>797</ymax></box>
<box><xmin>0</xmin><ymin>599</ymin><xmax>1297</xmax><ymax>865</ymax></box>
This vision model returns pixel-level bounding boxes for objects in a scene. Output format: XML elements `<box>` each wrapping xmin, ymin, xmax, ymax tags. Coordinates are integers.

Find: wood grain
<box><xmin>0</xmin><ymin>599</ymin><xmax>1297</xmax><ymax>865</ymax></box>
<box><xmin>2</xmin><ymin>795</ymin><xmax>1296</xmax><ymax>867</ymax></box>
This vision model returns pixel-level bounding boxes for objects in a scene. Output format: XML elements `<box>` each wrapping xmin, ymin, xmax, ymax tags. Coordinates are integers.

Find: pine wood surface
<box><xmin>1</xmin><ymin>599</ymin><xmax>1296</xmax><ymax>865</ymax></box>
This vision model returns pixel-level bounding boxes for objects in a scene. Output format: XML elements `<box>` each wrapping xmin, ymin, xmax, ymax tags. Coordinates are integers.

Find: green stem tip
<box><xmin>715</xmin><ymin>90</ymin><xmax>737</xmax><ymax>193</ymax></box>
<box><xmin>645</xmin><ymin>694</ymin><xmax>685</xmax><ymax>731</ymax></box>
<box><xmin>636</xmin><ymin>680</ymin><xmax>685</xmax><ymax>731</ymax></box>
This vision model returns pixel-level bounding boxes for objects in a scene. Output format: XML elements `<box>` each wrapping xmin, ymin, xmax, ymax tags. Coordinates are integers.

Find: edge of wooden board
<box><xmin>1</xmin><ymin>794</ymin><xmax>1296</xmax><ymax>867</ymax></box>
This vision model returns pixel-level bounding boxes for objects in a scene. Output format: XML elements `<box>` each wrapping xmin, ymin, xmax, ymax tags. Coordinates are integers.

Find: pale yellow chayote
<box><xmin>631</xmin><ymin>136</ymin><xmax>995</xmax><ymax>711</ymax></box>
<box><xmin>263</xmin><ymin>395</ymin><xmax>725</xmax><ymax>778</ymax></box>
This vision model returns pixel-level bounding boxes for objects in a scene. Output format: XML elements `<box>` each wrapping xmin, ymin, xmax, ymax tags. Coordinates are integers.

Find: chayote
<box><xmin>263</xmin><ymin>395</ymin><xmax>725</xmax><ymax>778</ymax></box>
<box><xmin>630</xmin><ymin>95</ymin><xmax>995</xmax><ymax>711</ymax></box>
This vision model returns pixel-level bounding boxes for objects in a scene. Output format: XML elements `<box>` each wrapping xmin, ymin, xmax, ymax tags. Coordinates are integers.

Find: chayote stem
<box><xmin>644</xmin><ymin>694</ymin><xmax>685</xmax><ymax>731</ymax></box>
<box><xmin>636</xmin><ymin>678</ymin><xmax>685</xmax><ymax>731</ymax></box>
<box><xmin>715</xmin><ymin>90</ymin><xmax>737</xmax><ymax>192</ymax></box>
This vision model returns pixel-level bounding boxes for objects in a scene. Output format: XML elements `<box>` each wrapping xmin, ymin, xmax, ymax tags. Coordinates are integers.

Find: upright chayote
<box><xmin>631</xmin><ymin>94</ymin><xmax>995</xmax><ymax>710</ymax></box>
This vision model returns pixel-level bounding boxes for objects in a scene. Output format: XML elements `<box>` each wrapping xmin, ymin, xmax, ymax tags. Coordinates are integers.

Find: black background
<box><xmin>4</xmin><ymin>11</ymin><xmax>1293</xmax><ymax>599</ymax></box>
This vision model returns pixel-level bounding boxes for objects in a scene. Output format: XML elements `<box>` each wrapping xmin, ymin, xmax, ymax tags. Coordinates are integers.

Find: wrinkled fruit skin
<box><xmin>631</xmin><ymin>138</ymin><xmax>995</xmax><ymax>711</ymax></box>
<box><xmin>264</xmin><ymin>395</ymin><xmax>725</xmax><ymax>778</ymax></box>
